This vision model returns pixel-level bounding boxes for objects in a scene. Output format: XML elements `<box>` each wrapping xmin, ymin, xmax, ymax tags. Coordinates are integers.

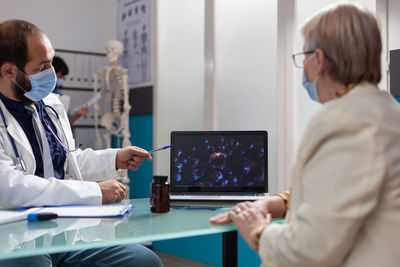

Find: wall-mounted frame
<box><xmin>117</xmin><ymin>0</ymin><xmax>152</xmax><ymax>86</ymax></box>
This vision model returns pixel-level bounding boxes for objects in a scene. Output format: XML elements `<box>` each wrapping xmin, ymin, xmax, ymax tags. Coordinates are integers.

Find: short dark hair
<box><xmin>52</xmin><ymin>56</ymin><xmax>69</xmax><ymax>76</ymax></box>
<box><xmin>0</xmin><ymin>19</ymin><xmax>42</xmax><ymax>77</ymax></box>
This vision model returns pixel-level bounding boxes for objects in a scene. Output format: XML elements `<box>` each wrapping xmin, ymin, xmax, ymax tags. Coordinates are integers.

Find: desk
<box><xmin>0</xmin><ymin>198</ymin><xmax>239</xmax><ymax>266</ymax></box>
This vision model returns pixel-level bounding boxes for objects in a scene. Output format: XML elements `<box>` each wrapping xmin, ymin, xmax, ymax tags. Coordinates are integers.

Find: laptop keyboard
<box><xmin>170</xmin><ymin>192</ymin><xmax>269</xmax><ymax>201</ymax></box>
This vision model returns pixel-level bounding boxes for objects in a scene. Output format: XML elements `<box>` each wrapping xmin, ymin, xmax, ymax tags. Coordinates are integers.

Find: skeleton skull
<box><xmin>105</xmin><ymin>39</ymin><xmax>123</xmax><ymax>63</ymax></box>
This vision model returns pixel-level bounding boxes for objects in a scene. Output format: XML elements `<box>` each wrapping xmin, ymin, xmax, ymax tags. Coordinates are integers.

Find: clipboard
<box><xmin>34</xmin><ymin>204</ymin><xmax>133</xmax><ymax>218</ymax></box>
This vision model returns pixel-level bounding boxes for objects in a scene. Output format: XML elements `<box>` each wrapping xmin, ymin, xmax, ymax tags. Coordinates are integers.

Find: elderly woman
<box><xmin>210</xmin><ymin>3</ymin><xmax>400</xmax><ymax>267</ymax></box>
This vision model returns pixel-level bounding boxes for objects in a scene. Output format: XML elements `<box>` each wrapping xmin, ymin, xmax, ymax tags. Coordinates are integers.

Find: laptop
<box><xmin>169</xmin><ymin>131</ymin><xmax>269</xmax><ymax>201</ymax></box>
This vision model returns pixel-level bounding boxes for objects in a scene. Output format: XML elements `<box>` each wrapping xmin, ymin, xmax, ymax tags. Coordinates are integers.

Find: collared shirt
<box><xmin>0</xmin><ymin>93</ymin><xmax>66</xmax><ymax>179</ymax></box>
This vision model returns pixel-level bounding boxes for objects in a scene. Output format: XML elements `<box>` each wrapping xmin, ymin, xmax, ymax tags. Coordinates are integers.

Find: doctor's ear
<box><xmin>0</xmin><ymin>63</ymin><xmax>16</xmax><ymax>79</ymax></box>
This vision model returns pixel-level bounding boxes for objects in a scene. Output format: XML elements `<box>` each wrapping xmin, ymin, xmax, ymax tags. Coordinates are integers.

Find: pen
<box><xmin>149</xmin><ymin>145</ymin><xmax>170</xmax><ymax>154</ymax></box>
<box><xmin>27</xmin><ymin>213</ymin><xmax>58</xmax><ymax>222</ymax></box>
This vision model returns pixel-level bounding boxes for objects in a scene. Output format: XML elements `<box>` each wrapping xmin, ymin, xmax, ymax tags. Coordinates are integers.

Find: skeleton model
<box><xmin>93</xmin><ymin>40</ymin><xmax>132</xmax><ymax>191</ymax></box>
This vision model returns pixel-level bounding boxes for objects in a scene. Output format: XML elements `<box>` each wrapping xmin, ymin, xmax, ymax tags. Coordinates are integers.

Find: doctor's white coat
<box><xmin>0</xmin><ymin>93</ymin><xmax>123</xmax><ymax>208</ymax></box>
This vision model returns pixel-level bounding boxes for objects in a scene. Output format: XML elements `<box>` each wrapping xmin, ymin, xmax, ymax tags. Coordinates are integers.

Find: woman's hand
<box><xmin>209</xmin><ymin>198</ymin><xmax>271</xmax><ymax>224</ymax></box>
<box><xmin>228</xmin><ymin>202</ymin><xmax>272</xmax><ymax>251</ymax></box>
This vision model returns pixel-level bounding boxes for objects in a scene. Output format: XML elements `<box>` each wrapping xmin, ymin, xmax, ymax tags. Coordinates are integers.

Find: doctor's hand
<box><xmin>99</xmin><ymin>180</ymin><xmax>127</xmax><ymax>204</ymax></box>
<box><xmin>116</xmin><ymin>146</ymin><xmax>152</xmax><ymax>171</ymax></box>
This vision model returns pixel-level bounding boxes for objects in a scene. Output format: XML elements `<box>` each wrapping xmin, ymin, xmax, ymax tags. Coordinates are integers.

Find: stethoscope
<box><xmin>0</xmin><ymin>101</ymin><xmax>81</xmax><ymax>173</ymax></box>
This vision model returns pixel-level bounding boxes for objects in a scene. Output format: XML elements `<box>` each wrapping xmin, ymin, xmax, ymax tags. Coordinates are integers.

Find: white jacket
<box><xmin>259</xmin><ymin>83</ymin><xmax>400</xmax><ymax>267</ymax></box>
<box><xmin>0</xmin><ymin>93</ymin><xmax>123</xmax><ymax>208</ymax></box>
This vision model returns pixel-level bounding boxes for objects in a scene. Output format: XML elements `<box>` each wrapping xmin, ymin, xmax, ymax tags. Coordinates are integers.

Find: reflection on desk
<box><xmin>0</xmin><ymin>198</ymin><xmax>236</xmax><ymax>260</ymax></box>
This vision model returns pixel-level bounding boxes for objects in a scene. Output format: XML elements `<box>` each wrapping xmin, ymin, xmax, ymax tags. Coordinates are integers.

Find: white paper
<box><xmin>0</xmin><ymin>208</ymin><xmax>40</xmax><ymax>225</ymax></box>
<box><xmin>35</xmin><ymin>204</ymin><xmax>132</xmax><ymax>218</ymax></box>
<box><xmin>72</xmin><ymin>92</ymin><xmax>101</xmax><ymax>113</ymax></box>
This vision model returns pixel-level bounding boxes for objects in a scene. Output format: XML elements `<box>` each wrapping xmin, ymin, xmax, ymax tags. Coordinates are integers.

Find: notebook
<box><xmin>170</xmin><ymin>131</ymin><xmax>269</xmax><ymax>201</ymax></box>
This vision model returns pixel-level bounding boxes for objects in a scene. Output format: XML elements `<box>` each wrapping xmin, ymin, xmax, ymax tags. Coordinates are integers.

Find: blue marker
<box><xmin>27</xmin><ymin>213</ymin><xmax>58</xmax><ymax>222</ymax></box>
<box><xmin>149</xmin><ymin>145</ymin><xmax>170</xmax><ymax>154</ymax></box>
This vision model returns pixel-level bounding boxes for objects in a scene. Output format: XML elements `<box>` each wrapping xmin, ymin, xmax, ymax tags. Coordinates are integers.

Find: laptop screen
<box><xmin>170</xmin><ymin>131</ymin><xmax>268</xmax><ymax>193</ymax></box>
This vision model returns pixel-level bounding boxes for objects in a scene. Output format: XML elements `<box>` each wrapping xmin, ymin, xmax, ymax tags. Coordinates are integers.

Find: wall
<box><xmin>0</xmin><ymin>0</ymin><xmax>117</xmax><ymax>53</ymax></box>
<box><xmin>213</xmin><ymin>0</ymin><xmax>279</xmax><ymax>193</ymax></box>
<box><xmin>153</xmin><ymin>0</ymin><xmax>205</xmax><ymax>176</ymax></box>
<box><xmin>389</xmin><ymin>0</ymin><xmax>400</xmax><ymax>50</ymax></box>
<box><xmin>127</xmin><ymin>115</ymin><xmax>153</xmax><ymax>198</ymax></box>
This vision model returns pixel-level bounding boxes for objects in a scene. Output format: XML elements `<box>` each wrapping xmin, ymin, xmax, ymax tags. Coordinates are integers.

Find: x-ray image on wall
<box><xmin>117</xmin><ymin>0</ymin><xmax>151</xmax><ymax>86</ymax></box>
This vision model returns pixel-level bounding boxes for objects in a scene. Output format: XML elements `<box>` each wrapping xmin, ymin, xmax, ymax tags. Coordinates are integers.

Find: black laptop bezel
<box><xmin>170</xmin><ymin>131</ymin><xmax>268</xmax><ymax>193</ymax></box>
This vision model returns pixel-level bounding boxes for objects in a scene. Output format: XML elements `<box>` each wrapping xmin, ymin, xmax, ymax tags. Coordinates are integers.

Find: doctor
<box><xmin>0</xmin><ymin>20</ymin><xmax>161</xmax><ymax>266</ymax></box>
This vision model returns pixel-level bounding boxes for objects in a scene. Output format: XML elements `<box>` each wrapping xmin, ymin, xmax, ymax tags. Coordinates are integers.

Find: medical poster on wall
<box><xmin>117</xmin><ymin>0</ymin><xmax>151</xmax><ymax>86</ymax></box>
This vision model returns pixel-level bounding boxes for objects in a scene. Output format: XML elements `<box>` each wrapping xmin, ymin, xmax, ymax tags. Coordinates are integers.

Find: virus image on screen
<box><xmin>173</xmin><ymin>134</ymin><xmax>265</xmax><ymax>187</ymax></box>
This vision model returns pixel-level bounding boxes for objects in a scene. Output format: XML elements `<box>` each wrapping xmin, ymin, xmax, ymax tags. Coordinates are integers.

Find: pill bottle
<box><xmin>150</xmin><ymin>175</ymin><xmax>170</xmax><ymax>213</ymax></box>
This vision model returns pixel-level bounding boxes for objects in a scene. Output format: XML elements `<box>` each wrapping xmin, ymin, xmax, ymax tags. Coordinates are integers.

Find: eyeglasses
<box><xmin>292</xmin><ymin>50</ymin><xmax>315</xmax><ymax>68</ymax></box>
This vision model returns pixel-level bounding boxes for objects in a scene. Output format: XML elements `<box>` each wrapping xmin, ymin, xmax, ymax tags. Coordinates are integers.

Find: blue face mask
<box><xmin>13</xmin><ymin>66</ymin><xmax>57</xmax><ymax>101</ymax></box>
<box><xmin>56</xmin><ymin>78</ymin><xmax>64</xmax><ymax>87</ymax></box>
<box><xmin>302</xmin><ymin>71</ymin><xmax>320</xmax><ymax>103</ymax></box>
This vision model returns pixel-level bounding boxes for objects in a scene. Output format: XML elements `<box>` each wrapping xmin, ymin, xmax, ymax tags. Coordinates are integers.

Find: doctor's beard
<box><xmin>13</xmin><ymin>71</ymin><xmax>34</xmax><ymax>106</ymax></box>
